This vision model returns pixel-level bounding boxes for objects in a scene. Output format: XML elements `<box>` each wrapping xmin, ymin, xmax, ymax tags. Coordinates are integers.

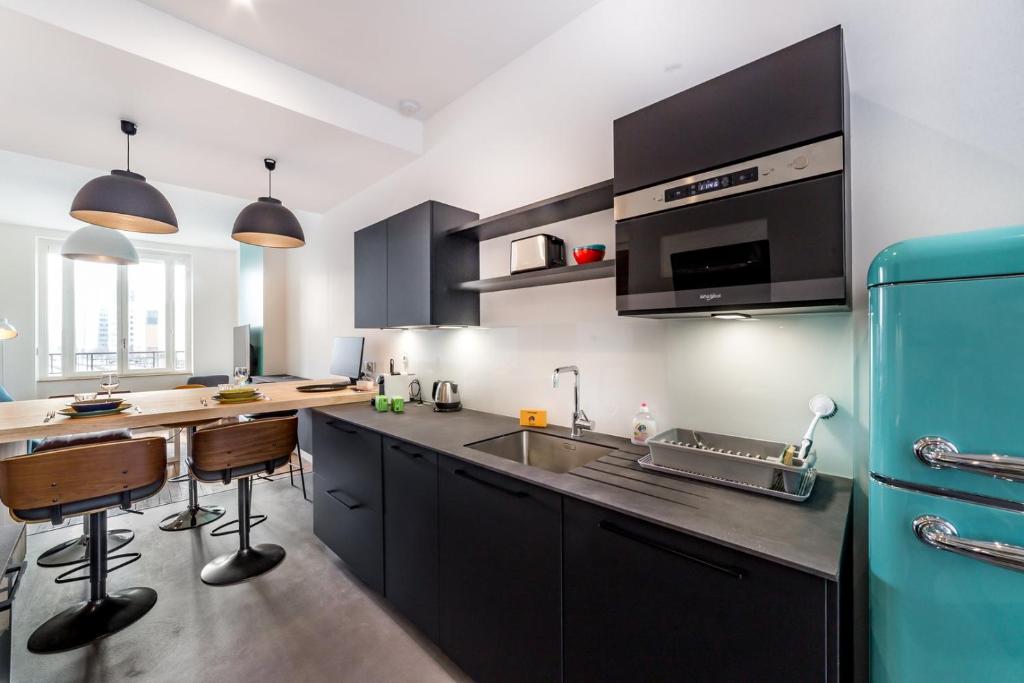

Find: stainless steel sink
<box><xmin>466</xmin><ymin>430</ymin><xmax>613</xmax><ymax>473</ymax></box>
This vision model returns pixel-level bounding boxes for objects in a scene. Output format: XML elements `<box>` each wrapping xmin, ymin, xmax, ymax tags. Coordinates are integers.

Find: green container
<box><xmin>374</xmin><ymin>395</ymin><xmax>391</xmax><ymax>412</ymax></box>
<box><xmin>391</xmin><ymin>396</ymin><xmax>405</xmax><ymax>413</ymax></box>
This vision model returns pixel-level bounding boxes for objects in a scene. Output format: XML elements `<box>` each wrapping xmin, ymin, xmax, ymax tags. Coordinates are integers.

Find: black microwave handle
<box><xmin>673</xmin><ymin>259</ymin><xmax>759</xmax><ymax>275</ymax></box>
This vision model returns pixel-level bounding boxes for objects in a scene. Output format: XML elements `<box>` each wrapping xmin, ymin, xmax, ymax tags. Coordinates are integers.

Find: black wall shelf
<box><xmin>448</xmin><ymin>179</ymin><xmax>613</xmax><ymax>242</ymax></box>
<box><xmin>458</xmin><ymin>259</ymin><xmax>615</xmax><ymax>293</ymax></box>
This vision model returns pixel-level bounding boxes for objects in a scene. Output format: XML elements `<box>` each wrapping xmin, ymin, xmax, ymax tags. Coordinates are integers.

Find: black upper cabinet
<box><xmin>383</xmin><ymin>438</ymin><xmax>439</xmax><ymax>642</ymax></box>
<box><xmin>354</xmin><ymin>201</ymin><xmax>479</xmax><ymax>328</ymax></box>
<box><xmin>354</xmin><ymin>220</ymin><xmax>388</xmax><ymax>329</ymax></box>
<box><xmin>563</xmin><ymin>497</ymin><xmax>836</xmax><ymax>683</ymax></box>
<box><xmin>437</xmin><ymin>456</ymin><xmax>562</xmax><ymax>683</ymax></box>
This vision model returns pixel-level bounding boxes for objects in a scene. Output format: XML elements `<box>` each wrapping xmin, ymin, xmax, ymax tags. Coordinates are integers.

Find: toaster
<box><xmin>510</xmin><ymin>234</ymin><xmax>566</xmax><ymax>274</ymax></box>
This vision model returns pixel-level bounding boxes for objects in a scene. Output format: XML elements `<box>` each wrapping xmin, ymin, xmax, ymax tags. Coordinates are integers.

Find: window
<box><xmin>37</xmin><ymin>239</ymin><xmax>192</xmax><ymax>379</ymax></box>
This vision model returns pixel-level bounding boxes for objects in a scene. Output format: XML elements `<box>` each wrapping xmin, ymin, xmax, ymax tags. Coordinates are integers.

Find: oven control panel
<box><xmin>664</xmin><ymin>167</ymin><xmax>758</xmax><ymax>203</ymax></box>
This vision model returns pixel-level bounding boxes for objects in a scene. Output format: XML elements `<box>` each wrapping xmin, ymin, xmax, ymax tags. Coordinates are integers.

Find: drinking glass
<box><xmin>233</xmin><ymin>366</ymin><xmax>250</xmax><ymax>386</ymax></box>
<box><xmin>100</xmin><ymin>372</ymin><xmax>119</xmax><ymax>399</ymax></box>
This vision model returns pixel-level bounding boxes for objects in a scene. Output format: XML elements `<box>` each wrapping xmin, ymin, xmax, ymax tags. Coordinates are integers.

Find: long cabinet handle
<box><xmin>453</xmin><ymin>468</ymin><xmax>528</xmax><ymax>498</ymax></box>
<box><xmin>326</xmin><ymin>489</ymin><xmax>362</xmax><ymax>510</ymax></box>
<box><xmin>598</xmin><ymin>520</ymin><xmax>745</xmax><ymax>579</ymax></box>
<box><xmin>914</xmin><ymin>436</ymin><xmax>1024</xmax><ymax>482</ymax></box>
<box><xmin>326</xmin><ymin>420</ymin><xmax>359</xmax><ymax>435</ymax></box>
<box><xmin>913</xmin><ymin>515</ymin><xmax>1024</xmax><ymax>573</ymax></box>
<box><xmin>389</xmin><ymin>443</ymin><xmax>422</xmax><ymax>459</ymax></box>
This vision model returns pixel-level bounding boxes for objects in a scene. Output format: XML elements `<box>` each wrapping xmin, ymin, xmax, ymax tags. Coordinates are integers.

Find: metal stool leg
<box><xmin>37</xmin><ymin>516</ymin><xmax>134</xmax><ymax>568</ymax></box>
<box><xmin>201</xmin><ymin>477</ymin><xmax>285</xmax><ymax>586</ymax></box>
<box><xmin>288</xmin><ymin>437</ymin><xmax>309</xmax><ymax>502</ymax></box>
<box><xmin>27</xmin><ymin>511</ymin><xmax>157</xmax><ymax>653</ymax></box>
<box><xmin>159</xmin><ymin>427</ymin><xmax>225</xmax><ymax>531</ymax></box>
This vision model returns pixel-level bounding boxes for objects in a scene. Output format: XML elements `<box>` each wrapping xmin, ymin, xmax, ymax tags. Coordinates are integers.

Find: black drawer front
<box><xmin>383</xmin><ymin>437</ymin><xmax>439</xmax><ymax>641</ymax></box>
<box><xmin>312</xmin><ymin>414</ymin><xmax>382</xmax><ymax>506</ymax></box>
<box><xmin>563</xmin><ymin>498</ymin><xmax>830</xmax><ymax>683</ymax></box>
<box><xmin>313</xmin><ymin>473</ymin><xmax>383</xmax><ymax>593</ymax></box>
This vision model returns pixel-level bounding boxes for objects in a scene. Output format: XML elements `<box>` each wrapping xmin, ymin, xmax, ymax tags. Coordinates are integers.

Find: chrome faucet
<box><xmin>552</xmin><ymin>365</ymin><xmax>594</xmax><ymax>438</ymax></box>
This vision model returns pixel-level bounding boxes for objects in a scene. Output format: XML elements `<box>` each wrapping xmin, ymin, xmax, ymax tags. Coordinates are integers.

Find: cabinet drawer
<box><xmin>312</xmin><ymin>414</ymin><xmax>382</xmax><ymax>505</ymax></box>
<box><xmin>563</xmin><ymin>498</ymin><xmax>830</xmax><ymax>682</ymax></box>
<box><xmin>438</xmin><ymin>456</ymin><xmax>562</xmax><ymax>683</ymax></box>
<box><xmin>383</xmin><ymin>437</ymin><xmax>439</xmax><ymax>641</ymax></box>
<box><xmin>313</xmin><ymin>473</ymin><xmax>383</xmax><ymax>593</ymax></box>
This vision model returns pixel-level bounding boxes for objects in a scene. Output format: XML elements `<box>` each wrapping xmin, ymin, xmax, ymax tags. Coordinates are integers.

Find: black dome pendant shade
<box><xmin>70</xmin><ymin>120</ymin><xmax>178</xmax><ymax>234</ymax></box>
<box><xmin>231</xmin><ymin>158</ymin><xmax>305</xmax><ymax>248</ymax></box>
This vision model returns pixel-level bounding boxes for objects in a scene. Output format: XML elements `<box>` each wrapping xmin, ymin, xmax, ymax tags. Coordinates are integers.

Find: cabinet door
<box><xmin>312</xmin><ymin>415</ymin><xmax>384</xmax><ymax>593</ymax></box>
<box><xmin>354</xmin><ymin>220</ymin><xmax>388</xmax><ymax>328</ymax></box>
<box><xmin>563</xmin><ymin>498</ymin><xmax>832</xmax><ymax>683</ymax></box>
<box><xmin>383</xmin><ymin>438</ymin><xmax>439</xmax><ymax>641</ymax></box>
<box><xmin>438</xmin><ymin>456</ymin><xmax>562</xmax><ymax>683</ymax></box>
<box><xmin>386</xmin><ymin>203</ymin><xmax>431</xmax><ymax>327</ymax></box>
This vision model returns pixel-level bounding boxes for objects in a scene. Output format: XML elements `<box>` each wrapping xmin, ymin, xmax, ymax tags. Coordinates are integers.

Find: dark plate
<box><xmin>67</xmin><ymin>398</ymin><xmax>125</xmax><ymax>412</ymax></box>
<box><xmin>296</xmin><ymin>383</ymin><xmax>350</xmax><ymax>393</ymax></box>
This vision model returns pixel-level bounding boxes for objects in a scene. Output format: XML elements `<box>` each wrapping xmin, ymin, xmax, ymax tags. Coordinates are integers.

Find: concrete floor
<box><xmin>12</xmin><ymin>479</ymin><xmax>468</xmax><ymax>683</ymax></box>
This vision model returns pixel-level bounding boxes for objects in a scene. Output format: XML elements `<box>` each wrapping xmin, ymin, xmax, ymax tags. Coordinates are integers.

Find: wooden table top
<box><xmin>0</xmin><ymin>380</ymin><xmax>373</xmax><ymax>444</ymax></box>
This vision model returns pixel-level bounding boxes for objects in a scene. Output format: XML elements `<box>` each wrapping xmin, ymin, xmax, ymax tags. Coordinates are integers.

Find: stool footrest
<box><xmin>210</xmin><ymin>514</ymin><xmax>267</xmax><ymax>537</ymax></box>
<box><xmin>55</xmin><ymin>552</ymin><xmax>142</xmax><ymax>585</ymax></box>
<box><xmin>37</xmin><ymin>529</ymin><xmax>135</xmax><ymax>568</ymax></box>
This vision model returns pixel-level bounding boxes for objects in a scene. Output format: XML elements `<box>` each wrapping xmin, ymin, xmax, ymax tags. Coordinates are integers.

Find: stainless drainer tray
<box><xmin>641</xmin><ymin>427</ymin><xmax>817</xmax><ymax>502</ymax></box>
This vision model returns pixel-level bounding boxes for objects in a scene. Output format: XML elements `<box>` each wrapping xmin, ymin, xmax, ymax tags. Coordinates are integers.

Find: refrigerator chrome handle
<box><xmin>914</xmin><ymin>436</ymin><xmax>1024</xmax><ymax>482</ymax></box>
<box><xmin>913</xmin><ymin>515</ymin><xmax>1024</xmax><ymax>573</ymax></box>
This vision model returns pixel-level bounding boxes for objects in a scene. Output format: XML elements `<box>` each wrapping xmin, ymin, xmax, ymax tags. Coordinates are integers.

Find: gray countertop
<box><xmin>314</xmin><ymin>403</ymin><xmax>852</xmax><ymax>581</ymax></box>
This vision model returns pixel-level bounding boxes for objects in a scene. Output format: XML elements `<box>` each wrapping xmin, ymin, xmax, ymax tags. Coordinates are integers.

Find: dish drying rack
<box><xmin>637</xmin><ymin>428</ymin><xmax>818</xmax><ymax>502</ymax></box>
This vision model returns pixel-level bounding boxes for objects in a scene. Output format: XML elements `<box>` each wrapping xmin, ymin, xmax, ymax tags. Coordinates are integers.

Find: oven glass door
<box><xmin>616</xmin><ymin>174</ymin><xmax>845</xmax><ymax>314</ymax></box>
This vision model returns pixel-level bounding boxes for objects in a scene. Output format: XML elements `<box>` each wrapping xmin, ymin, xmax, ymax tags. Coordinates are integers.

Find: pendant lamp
<box><xmin>70</xmin><ymin>120</ymin><xmax>178</xmax><ymax>234</ymax></box>
<box><xmin>231</xmin><ymin>158</ymin><xmax>305</xmax><ymax>248</ymax></box>
<box><xmin>61</xmin><ymin>225</ymin><xmax>139</xmax><ymax>265</ymax></box>
<box><xmin>0</xmin><ymin>319</ymin><xmax>16</xmax><ymax>341</ymax></box>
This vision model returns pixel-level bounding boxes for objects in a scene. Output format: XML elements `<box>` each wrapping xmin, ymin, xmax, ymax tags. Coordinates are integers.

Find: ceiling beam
<box><xmin>0</xmin><ymin>0</ymin><xmax>423</xmax><ymax>155</ymax></box>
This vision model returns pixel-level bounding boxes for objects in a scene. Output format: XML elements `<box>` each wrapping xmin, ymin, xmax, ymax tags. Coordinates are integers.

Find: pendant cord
<box><xmin>268</xmin><ymin>168</ymin><xmax>272</xmax><ymax>198</ymax></box>
<box><xmin>126</xmin><ymin>132</ymin><xmax>131</xmax><ymax>172</ymax></box>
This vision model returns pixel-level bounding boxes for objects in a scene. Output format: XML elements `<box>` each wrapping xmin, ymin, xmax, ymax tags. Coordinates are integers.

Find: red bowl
<box><xmin>573</xmin><ymin>247</ymin><xmax>606</xmax><ymax>265</ymax></box>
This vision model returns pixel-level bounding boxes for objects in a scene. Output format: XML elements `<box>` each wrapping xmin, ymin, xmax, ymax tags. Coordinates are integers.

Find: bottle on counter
<box><xmin>631</xmin><ymin>402</ymin><xmax>657</xmax><ymax>446</ymax></box>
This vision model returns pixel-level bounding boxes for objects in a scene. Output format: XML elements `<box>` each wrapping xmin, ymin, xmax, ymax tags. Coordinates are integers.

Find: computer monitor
<box><xmin>329</xmin><ymin>336</ymin><xmax>365</xmax><ymax>381</ymax></box>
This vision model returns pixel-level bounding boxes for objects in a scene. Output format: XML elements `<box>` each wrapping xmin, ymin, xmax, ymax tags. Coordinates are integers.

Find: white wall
<box><xmin>0</xmin><ymin>221</ymin><xmax>238</xmax><ymax>399</ymax></box>
<box><xmin>285</xmin><ymin>0</ymin><xmax>1024</xmax><ymax>475</ymax></box>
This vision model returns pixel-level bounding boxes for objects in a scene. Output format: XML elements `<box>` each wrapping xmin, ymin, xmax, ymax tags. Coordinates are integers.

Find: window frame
<box><xmin>36</xmin><ymin>238</ymin><xmax>193</xmax><ymax>381</ymax></box>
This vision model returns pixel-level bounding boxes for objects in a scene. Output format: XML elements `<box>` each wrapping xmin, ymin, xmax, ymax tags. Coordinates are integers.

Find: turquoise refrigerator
<box><xmin>869</xmin><ymin>225</ymin><xmax>1024</xmax><ymax>682</ymax></box>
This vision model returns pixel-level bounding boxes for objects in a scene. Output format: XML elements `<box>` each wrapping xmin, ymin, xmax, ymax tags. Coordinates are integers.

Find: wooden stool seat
<box><xmin>188</xmin><ymin>416</ymin><xmax>297</xmax><ymax>586</ymax></box>
<box><xmin>0</xmin><ymin>436</ymin><xmax>166</xmax><ymax>653</ymax></box>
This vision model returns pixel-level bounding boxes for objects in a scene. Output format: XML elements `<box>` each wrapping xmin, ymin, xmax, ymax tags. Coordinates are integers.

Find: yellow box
<box><xmin>519</xmin><ymin>409</ymin><xmax>548</xmax><ymax>428</ymax></box>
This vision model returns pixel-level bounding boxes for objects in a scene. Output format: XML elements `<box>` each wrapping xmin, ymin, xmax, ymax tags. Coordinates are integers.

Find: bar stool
<box><xmin>31</xmin><ymin>430</ymin><xmax>137</xmax><ymax>568</ymax></box>
<box><xmin>188</xmin><ymin>416</ymin><xmax>296</xmax><ymax>586</ymax></box>
<box><xmin>0</xmin><ymin>436</ymin><xmax>166</xmax><ymax>653</ymax></box>
<box><xmin>158</xmin><ymin>382</ymin><xmax>226</xmax><ymax>531</ymax></box>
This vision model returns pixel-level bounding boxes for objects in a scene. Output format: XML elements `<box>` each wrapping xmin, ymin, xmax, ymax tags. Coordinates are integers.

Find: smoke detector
<box><xmin>397</xmin><ymin>99</ymin><xmax>422</xmax><ymax>117</ymax></box>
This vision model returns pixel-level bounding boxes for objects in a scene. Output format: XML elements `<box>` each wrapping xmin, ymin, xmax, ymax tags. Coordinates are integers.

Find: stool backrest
<box><xmin>191</xmin><ymin>416</ymin><xmax>297</xmax><ymax>473</ymax></box>
<box><xmin>0</xmin><ymin>437</ymin><xmax>166</xmax><ymax>513</ymax></box>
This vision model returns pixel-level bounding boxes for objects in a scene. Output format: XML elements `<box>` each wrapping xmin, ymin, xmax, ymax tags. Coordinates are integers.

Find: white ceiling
<box><xmin>0</xmin><ymin>0</ymin><xmax>600</xmax><ymax>246</ymax></box>
<box><xmin>138</xmin><ymin>0</ymin><xmax>603</xmax><ymax>119</ymax></box>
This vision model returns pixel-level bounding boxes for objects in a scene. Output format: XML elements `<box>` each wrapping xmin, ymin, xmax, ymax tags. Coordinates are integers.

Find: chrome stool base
<box><xmin>159</xmin><ymin>505</ymin><xmax>225</xmax><ymax>531</ymax></box>
<box><xmin>200</xmin><ymin>544</ymin><xmax>285</xmax><ymax>586</ymax></box>
<box><xmin>27</xmin><ymin>587</ymin><xmax>157</xmax><ymax>654</ymax></box>
<box><xmin>36</xmin><ymin>529</ymin><xmax>134</xmax><ymax>568</ymax></box>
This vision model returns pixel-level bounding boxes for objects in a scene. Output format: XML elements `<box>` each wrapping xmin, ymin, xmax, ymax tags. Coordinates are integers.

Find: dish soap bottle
<box><xmin>631</xmin><ymin>402</ymin><xmax>657</xmax><ymax>446</ymax></box>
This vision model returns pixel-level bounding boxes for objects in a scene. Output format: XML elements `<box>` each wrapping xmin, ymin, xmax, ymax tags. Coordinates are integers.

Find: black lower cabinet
<box><xmin>312</xmin><ymin>415</ymin><xmax>384</xmax><ymax>593</ymax></box>
<box><xmin>438</xmin><ymin>456</ymin><xmax>562</xmax><ymax>683</ymax></box>
<box><xmin>383</xmin><ymin>438</ymin><xmax>439</xmax><ymax>642</ymax></box>
<box><xmin>563</xmin><ymin>498</ymin><xmax>834</xmax><ymax>683</ymax></box>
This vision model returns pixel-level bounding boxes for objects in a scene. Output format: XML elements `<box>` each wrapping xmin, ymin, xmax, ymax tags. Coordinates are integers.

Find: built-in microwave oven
<box><xmin>613</xmin><ymin>27</ymin><xmax>850</xmax><ymax>318</ymax></box>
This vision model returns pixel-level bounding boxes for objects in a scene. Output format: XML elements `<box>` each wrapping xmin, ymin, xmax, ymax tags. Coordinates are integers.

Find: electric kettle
<box><xmin>432</xmin><ymin>380</ymin><xmax>462</xmax><ymax>412</ymax></box>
